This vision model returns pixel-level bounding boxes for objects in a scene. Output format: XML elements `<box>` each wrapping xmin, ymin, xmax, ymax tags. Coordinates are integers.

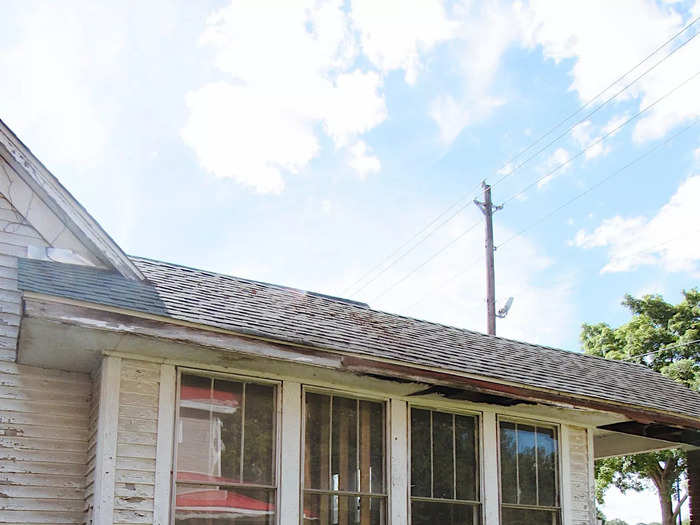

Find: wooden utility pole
<box><xmin>474</xmin><ymin>181</ymin><xmax>502</xmax><ymax>335</ymax></box>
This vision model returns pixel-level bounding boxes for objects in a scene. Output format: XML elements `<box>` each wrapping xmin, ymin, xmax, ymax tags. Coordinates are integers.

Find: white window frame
<box><xmin>407</xmin><ymin>404</ymin><xmax>483</xmax><ymax>524</ymax></box>
<box><xmin>171</xmin><ymin>367</ymin><xmax>282</xmax><ymax>525</ymax></box>
<box><xmin>496</xmin><ymin>415</ymin><xmax>562</xmax><ymax>523</ymax></box>
<box><xmin>300</xmin><ymin>386</ymin><xmax>391</xmax><ymax>525</ymax></box>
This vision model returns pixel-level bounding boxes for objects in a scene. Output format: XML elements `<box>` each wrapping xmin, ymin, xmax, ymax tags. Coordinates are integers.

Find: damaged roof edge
<box><xmin>21</xmin><ymin>291</ymin><xmax>700</xmax><ymax>432</ymax></box>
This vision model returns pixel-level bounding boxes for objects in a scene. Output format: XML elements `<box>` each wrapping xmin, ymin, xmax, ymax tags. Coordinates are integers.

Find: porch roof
<box><xmin>16</xmin><ymin>256</ymin><xmax>700</xmax><ymax>426</ymax></box>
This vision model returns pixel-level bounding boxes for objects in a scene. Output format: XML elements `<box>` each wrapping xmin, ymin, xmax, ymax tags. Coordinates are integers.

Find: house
<box><xmin>0</xmin><ymin>117</ymin><xmax>697</xmax><ymax>525</ymax></box>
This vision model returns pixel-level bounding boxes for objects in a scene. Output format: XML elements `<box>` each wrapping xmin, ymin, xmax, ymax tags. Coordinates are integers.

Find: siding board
<box><xmin>0</xmin><ymin>363</ymin><xmax>90</xmax><ymax>524</ymax></box>
<box><xmin>114</xmin><ymin>359</ymin><xmax>160</xmax><ymax>524</ymax></box>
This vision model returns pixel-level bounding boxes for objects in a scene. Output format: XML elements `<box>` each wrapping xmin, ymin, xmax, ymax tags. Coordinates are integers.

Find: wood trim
<box><xmin>153</xmin><ymin>364</ymin><xmax>175</xmax><ymax>525</ymax></box>
<box><xmin>280</xmin><ymin>381</ymin><xmax>302</xmax><ymax>525</ymax></box>
<box><xmin>559</xmin><ymin>425</ymin><xmax>573</xmax><ymax>525</ymax></box>
<box><xmin>482</xmin><ymin>411</ymin><xmax>499</xmax><ymax>525</ymax></box>
<box><xmin>587</xmin><ymin>428</ymin><xmax>596</xmax><ymax>524</ymax></box>
<box><xmin>389</xmin><ymin>398</ymin><xmax>408</xmax><ymax>525</ymax></box>
<box><xmin>93</xmin><ymin>356</ymin><xmax>121</xmax><ymax>525</ymax></box>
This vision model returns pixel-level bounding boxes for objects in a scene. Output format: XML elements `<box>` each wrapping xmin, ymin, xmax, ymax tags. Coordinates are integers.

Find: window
<box><xmin>410</xmin><ymin>408</ymin><xmax>480</xmax><ymax>525</ymax></box>
<box><xmin>174</xmin><ymin>373</ymin><xmax>277</xmax><ymax>525</ymax></box>
<box><xmin>302</xmin><ymin>391</ymin><xmax>386</xmax><ymax>525</ymax></box>
<box><xmin>499</xmin><ymin>420</ymin><xmax>560</xmax><ymax>525</ymax></box>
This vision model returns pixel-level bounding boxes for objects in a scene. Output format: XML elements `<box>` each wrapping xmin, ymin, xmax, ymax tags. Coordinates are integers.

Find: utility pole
<box><xmin>474</xmin><ymin>181</ymin><xmax>502</xmax><ymax>335</ymax></box>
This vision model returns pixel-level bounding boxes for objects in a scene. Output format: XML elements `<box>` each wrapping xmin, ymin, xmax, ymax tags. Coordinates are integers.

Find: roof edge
<box><xmin>0</xmin><ymin>119</ymin><xmax>144</xmax><ymax>280</ymax></box>
<box><xmin>22</xmin><ymin>291</ymin><xmax>700</xmax><ymax>431</ymax></box>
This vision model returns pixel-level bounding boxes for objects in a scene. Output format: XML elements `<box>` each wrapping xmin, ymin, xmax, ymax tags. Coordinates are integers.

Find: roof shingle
<box><xmin>16</xmin><ymin>256</ymin><xmax>700</xmax><ymax>423</ymax></box>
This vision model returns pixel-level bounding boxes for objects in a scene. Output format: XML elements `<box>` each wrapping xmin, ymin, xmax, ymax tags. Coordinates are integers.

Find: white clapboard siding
<box><xmin>114</xmin><ymin>360</ymin><xmax>160</xmax><ymax>524</ymax></box>
<box><xmin>0</xmin><ymin>185</ymin><xmax>48</xmax><ymax>362</ymax></box>
<box><xmin>0</xmin><ymin>362</ymin><xmax>90</xmax><ymax>524</ymax></box>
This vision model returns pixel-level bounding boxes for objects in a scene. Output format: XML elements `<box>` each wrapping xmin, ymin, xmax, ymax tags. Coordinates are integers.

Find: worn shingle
<box><xmin>17</xmin><ymin>256</ymin><xmax>700</xmax><ymax>423</ymax></box>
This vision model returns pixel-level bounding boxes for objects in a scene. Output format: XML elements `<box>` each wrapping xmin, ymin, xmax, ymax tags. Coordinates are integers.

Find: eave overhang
<box><xmin>19</xmin><ymin>292</ymin><xmax>700</xmax><ymax>434</ymax></box>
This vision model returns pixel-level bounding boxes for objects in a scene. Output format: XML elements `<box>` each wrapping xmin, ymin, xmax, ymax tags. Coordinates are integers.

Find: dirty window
<box><xmin>174</xmin><ymin>373</ymin><xmax>277</xmax><ymax>525</ymax></box>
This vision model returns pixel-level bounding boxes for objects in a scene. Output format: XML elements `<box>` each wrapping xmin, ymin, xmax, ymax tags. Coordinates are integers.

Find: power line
<box><xmin>489</xmin><ymin>24</ymin><xmax>699</xmax><ymax>189</ymax></box>
<box><xmin>379</xmin><ymin>71</ymin><xmax>700</xmax><ymax>301</ymax></box>
<box><xmin>502</xmin><ymin>68</ymin><xmax>700</xmax><ymax>206</ymax></box>
<box><xmin>369</xmin><ymin>220</ymin><xmax>483</xmax><ymax>303</ymax></box>
<box><xmin>346</xmin><ymin>197</ymin><xmax>481</xmax><ymax>297</ymax></box>
<box><xmin>621</xmin><ymin>339</ymin><xmax>700</xmax><ymax>361</ymax></box>
<box><xmin>496</xmin><ymin>118</ymin><xmax>698</xmax><ymax>250</ymax></box>
<box><xmin>401</xmin><ymin>118</ymin><xmax>697</xmax><ymax>310</ymax></box>
<box><xmin>343</xmin><ymin>18</ymin><xmax>698</xmax><ymax>297</ymax></box>
<box><xmin>491</xmin><ymin>15</ymin><xmax>699</xmax><ymax>188</ymax></box>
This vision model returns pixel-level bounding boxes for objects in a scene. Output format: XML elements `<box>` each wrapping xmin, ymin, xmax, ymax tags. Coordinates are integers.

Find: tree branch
<box><xmin>672</xmin><ymin>492</ymin><xmax>688</xmax><ymax>519</ymax></box>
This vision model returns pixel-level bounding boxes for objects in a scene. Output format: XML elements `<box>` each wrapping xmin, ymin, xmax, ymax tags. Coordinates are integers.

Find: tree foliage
<box><xmin>581</xmin><ymin>289</ymin><xmax>699</xmax><ymax>525</ymax></box>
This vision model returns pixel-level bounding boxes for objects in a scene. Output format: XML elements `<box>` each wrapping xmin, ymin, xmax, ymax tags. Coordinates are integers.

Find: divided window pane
<box><xmin>499</xmin><ymin>420</ymin><xmax>559</xmax><ymax>525</ymax></box>
<box><xmin>175</xmin><ymin>373</ymin><xmax>277</xmax><ymax>524</ymax></box>
<box><xmin>303</xmin><ymin>391</ymin><xmax>386</xmax><ymax>525</ymax></box>
<box><xmin>410</xmin><ymin>408</ymin><xmax>480</xmax><ymax>523</ymax></box>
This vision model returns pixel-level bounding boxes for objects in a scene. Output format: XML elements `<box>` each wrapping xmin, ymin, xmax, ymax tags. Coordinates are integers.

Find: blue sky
<box><xmin>1</xmin><ymin>1</ymin><xmax>699</xmax><ymax>520</ymax></box>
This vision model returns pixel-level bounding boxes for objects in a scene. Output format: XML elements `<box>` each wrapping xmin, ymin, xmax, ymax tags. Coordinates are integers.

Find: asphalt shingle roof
<box><xmin>17</xmin><ymin>256</ymin><xmax>700</xmax><ymax>424</ymax></box>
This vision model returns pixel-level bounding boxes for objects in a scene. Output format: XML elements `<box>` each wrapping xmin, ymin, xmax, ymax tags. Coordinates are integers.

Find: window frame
<box><xmin>407</xmin><ymin>404</ymin><xmax>483</xmax><ymax>524</ymax></box>
<box><xmin>496</xmin><ymin>416</ymin><xmax>562</xmax><ymax>521</ymax></box>
<box><xmin>299</xmin><ymin>385</ymin><xmax>390</xmax><ymax>524</ymax></box>
<box><xmin>171</xmin><ymin>367</ymin><xmax>282</xmax><ymax>525</ymax></box>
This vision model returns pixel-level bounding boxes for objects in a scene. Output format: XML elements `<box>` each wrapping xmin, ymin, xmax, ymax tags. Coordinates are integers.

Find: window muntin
<box><xmin>174</xmin><ymin>372</ymin><xmax>277</xmax><ymax>525</ymax></box>
<box><xmin>303</xmin><ymin>391</ymin><xmax>386</xmax><ymax>525</ymax></box>
<box><xmin>499</xmin><ymin>420</ymin><xmax>560</xmax><ymax>525</ymax></box>
<box><xmin>410</xmin><ymin>408</ymin><xmax>481</xmax><ymax>525</ymax></box>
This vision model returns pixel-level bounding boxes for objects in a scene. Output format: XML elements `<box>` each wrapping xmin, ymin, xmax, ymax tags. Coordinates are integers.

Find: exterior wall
<box><xmin>103</xmin><ymin>354</ymin><xmax>599</xmax><ymax>525</ymax></box>
<box><xmin>114</xmin><ymin>359</ymin><xmax>161</xmax><ymax>525</ymax></box>
<box><xmin>0</xmin><ymin>193</ymin><xmax>47</xmax><ymax>362</ymax></box>
<box><xmin>0</xmin><ymin>361</ymin><xmax>90</xmax><ymax>524</ymax></box>
<box><xmin>567</xmin><ymin>426</ymin><xmax>596</xmax><ymax>525</ymax></box>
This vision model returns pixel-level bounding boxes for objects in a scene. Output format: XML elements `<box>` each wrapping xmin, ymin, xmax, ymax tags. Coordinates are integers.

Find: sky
<box><xmin>1</xmin><ymin>0</ymin><xmax>699</xmax><ymax>521</ymax></box>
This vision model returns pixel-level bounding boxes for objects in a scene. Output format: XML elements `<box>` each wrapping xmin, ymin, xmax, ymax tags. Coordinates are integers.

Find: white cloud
<box><xmin>520</xmin><ymin>0</ymin><xmax>700</xmax><ymax>143</ymax></box>
<box><xmin>538</xmin><ymin>147</ymin><xmax>571</xmax><ymax>188</ymax></box>
<box><xmin>570</xmin><ymin>121</ymin><xmax>610</xmax><ymax>160</ymax></box>
<box><xmin>350</xmin><ymin>0</ymin><xmax>455</xmax><ymax>84</ymax></box>
<box><xmin>347</xmin><ymin>140</ymin><xmax>381</xmax><ymax>179</ymax></box>
<box><xmin>183</xmin><ymin>0</ymin><xmax>388</xmax><ymax>193</ymax></box>
<box><xmin>429</xmin><ymin>1</ymin><xmax>517</xmax><ymax>144</ymax></box>
<box><xmin>573</xmin><ymin>175</ymin><xmax>700</xmax><ymax>274</ymax></box>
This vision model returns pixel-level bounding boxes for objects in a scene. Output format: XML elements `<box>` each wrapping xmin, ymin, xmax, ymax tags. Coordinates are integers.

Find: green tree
<box><xmin>581</xmin><ymin>289</ymin><xmax>699</xmax><ymax>525</ymax></box>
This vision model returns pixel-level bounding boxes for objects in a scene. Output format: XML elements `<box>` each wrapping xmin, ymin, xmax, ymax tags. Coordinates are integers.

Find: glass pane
<box><xmin>179</xmin><ymin>375</ymin><xmax>223</xmax><ymax>481</ymax></box>
<box><xmin>411</xmin><ymin>501</ymin><xmax>480</xmax><ymax>525</ymax></box>
<box><xmin>359</xmin><ymin>400</ymin><xmax>384</xmax><ymax>493</ymax></box>
<box><xmin>305</xmin><ymin>392</ymin><xmax>331</xmax><ymax>490</ymax></box>
<box><xmin>243</xmin><ymin>383</ymin><xmax>276</xmax><ymax>484</ymax></box>
<box><xmin>410</xmin><ymin>409</ymin><xmax>431</xmax><ymax>497</ymax></box>
<box><xmin>455</xmin><ymin>415</ymin><xmax>477</xmax><ymax>501</ymax></box>
<box><xmin>502</xmin><ymin>507</ymin><xmax>559</xmax><ymax>525</ymax></box>
<box><xmin>537</xmin><ymin>427</ymin><xmax>557</xmax><ymax>507</ymax></box>
<box><xmin>216</xmin><ymin>378</ymin><xmax>242</xmax><ymax>483</ymax></box>
<box><xmin>432</xmin><ymin>411</ymin><xmax>454</xmax><ymax>499</ymax></box>
<box><xmin>303</xmin><ymin>493</ymin><xmax>385</xmax><ymax>525</ymax></box>
<box><xmin>499</xmin><ymin>422</ymin><xmax>517</xmax><ymax>504</ymax></box>
<box><xmin>175</xmin><ymin>484</ymin><xmax>275</xmax><ymax>524</ymax></box>
<box><xmin>332</xmin><ymin>396</ymin><xmax>358</xmax><ymax>491</ymax></box>
<box><xmin>517</xmin><ymin>425</ymin><xmax>537</xmax><ymax>505</ymax></box>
